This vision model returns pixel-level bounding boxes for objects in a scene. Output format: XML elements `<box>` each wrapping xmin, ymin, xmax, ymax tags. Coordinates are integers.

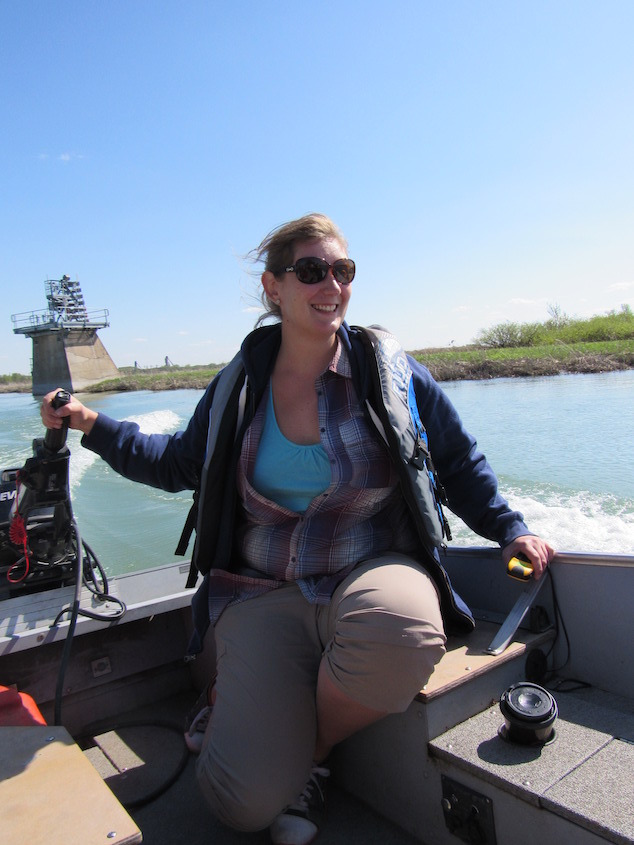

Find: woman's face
<box><xmin>264</xmin><ymin>237</ymin><xmax>352</xmax><ymax>342</ymax></box>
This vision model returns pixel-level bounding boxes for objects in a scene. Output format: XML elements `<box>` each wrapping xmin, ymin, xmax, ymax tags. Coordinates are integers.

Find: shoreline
<box><xmin>418</xmin><ymin>350</ymin><xmax>634</xmax><ymax>383</ymax></box>
<box><xmin>2</xmin><ymin>346</ymin><xmax>633</xmax><ymax>395</ymax></box>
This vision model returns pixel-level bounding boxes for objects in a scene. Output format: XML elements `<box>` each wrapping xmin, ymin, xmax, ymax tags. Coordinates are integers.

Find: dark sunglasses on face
<box><xmin>277</xmin><ymin>257</ymin><xmax>356</xmax><ymax>285</ymax></box>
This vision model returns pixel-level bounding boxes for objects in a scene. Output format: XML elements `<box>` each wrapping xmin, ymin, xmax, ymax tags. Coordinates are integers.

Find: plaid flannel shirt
<box><xmin>205</xmin><ymin>341</ymin><xmax>419</xmax><ymax>625</ymax></box>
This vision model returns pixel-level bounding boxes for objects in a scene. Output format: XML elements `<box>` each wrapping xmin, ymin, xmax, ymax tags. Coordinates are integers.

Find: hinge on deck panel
<box><xmin>441</xmin><ymin>775</ymin><xmax>497</xmax><ymax>844</ymax></box>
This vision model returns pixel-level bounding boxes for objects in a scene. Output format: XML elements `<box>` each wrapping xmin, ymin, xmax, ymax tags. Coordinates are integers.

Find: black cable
<box><xmin>52</xmin><ymin>530</ymin><xmax>127</xmax><ymax>626</ymax></box>
<box><xmin>52</xmin><ymin>520</ymin><xmax>127</xmax><ymax>723</ymax></box>
<box><xmin>75</xmin><ymin>719</ymin><xmax>191</xmax><ymax>810</ymax></box>
<box><xmin>540</xmin><ymin>566</ymin><xmax>593</xmax><ymax>693</ymax></box>
<box><xmin>52</xmin><ymin>595</ymin><xmax>127</xmax><ymax>625</ymax></box>
<box><xmin>542</xmin><ymin>567</ymin><xmax>570</xmax><ymax>674</ymax></box>
<box><xmin>82</xmin><ymin>540</ymin><xmax>109</xmax><ymax>593</ymax></box>
<box><xmin>53</xmin><ymin>518</ymin><xmax>83</xmax><ymax>725</ymax></box>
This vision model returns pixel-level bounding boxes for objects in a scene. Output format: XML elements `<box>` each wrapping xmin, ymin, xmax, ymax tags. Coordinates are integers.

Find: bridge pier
<box><xmin>30</xmin><ymin>328</ymin><xmax>119</xmax><ymax>395</ymax></box>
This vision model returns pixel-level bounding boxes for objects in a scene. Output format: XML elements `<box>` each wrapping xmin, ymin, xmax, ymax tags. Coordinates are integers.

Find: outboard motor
<box><xmin>0</xmin><ymin>391</ymin><xmax>77</xmax><ymax>598</ymax></box>
<box><xmin>1</xmin><ymin>392</ymin><xmax>125</xmax><ymax>724</ymax></box>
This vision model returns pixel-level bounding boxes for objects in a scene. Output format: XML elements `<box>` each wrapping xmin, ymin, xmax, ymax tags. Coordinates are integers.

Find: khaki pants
<box><xmin>195</xmin><ymin>554</ymin><xmax>446</xmax><ymax>831</ymax></box>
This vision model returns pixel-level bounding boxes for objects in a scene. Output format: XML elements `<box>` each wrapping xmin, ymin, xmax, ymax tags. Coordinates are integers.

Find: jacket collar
<box><xmin>239</xmin><ymin>321</ymin><xmax>357</xmax><ymax>394</ymax></box>
<box><xmin>239</xmin><ymin>323</ymin><xmax>281</xmax><ymax>392</ymax></box>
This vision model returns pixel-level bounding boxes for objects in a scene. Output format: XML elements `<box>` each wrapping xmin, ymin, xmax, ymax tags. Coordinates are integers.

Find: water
<box><xmin>1</xmin><ymin>372</ymin><xmax>633</xmax><ymax>576</ymax></box>
<box><xmin>0</xmin><ymin>390</ymin><xmax>199</xmax><ymax>578</ymax></box>
<box><xmin>440</xmin><ymin>371</ymin><xmax>634</xmax><ymax>554</ymax></box>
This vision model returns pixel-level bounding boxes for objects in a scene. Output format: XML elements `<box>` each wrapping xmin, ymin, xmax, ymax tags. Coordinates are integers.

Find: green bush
<box><xmin>475</xmin><ymin>304</ymin><xmax>634</xmax><ymax>348</ymax></box>
<box><xmin>0</xmin><ymin>373</ymin><xmax>30</xmax><ymax>385</ymax></box>
<box><xmin>475</xmin><ymin>321</ymin><xmax>541</xmax><ymax>348</ymax></box>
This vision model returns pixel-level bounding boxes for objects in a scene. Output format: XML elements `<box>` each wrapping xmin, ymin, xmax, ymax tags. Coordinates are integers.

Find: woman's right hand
<box><xmin>41</xmin><ymin>389</ymin><xmax>99</xmax><ymax>436</ymax></box>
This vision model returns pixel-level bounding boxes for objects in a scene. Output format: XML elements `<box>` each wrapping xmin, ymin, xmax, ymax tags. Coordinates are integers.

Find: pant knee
<box><xmin>322</xmin><ymin>557</ymin><xmax>447</xmax><ymax>712</ymax></box>
<box><xmin>195</xmin><ymin>764</ymin><xmax>273</xmax><ymax>831</ymax></box>
<box><xmin>325</xmin><ymin>632</ymin><xmax>445</xmax><ymax>713</ymax></box>
<box><xmin>195</xmin><ymin>751</ymin><xmax>303</xmax><ymax>832</ymax></box>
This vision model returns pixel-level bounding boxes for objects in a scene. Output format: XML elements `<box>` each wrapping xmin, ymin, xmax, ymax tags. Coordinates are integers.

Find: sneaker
<box><xmin>270</xmin><ymin>762</ymin><xmax>329</xmax><ymax>845</ymax></box>
<box><xmin>184</xmin><ymin>684</ymin><xmax>214</xmax><ymax>754</ymax></box>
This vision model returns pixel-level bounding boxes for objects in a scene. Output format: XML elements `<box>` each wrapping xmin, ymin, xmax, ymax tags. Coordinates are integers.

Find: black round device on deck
<box><xmin>499</xmin><ymin>682</ymin><xmax>558</xmax><ymax>745</ymax></box>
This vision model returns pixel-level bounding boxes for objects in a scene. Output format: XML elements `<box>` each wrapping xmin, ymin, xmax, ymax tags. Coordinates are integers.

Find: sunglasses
<box><xmin>278</xmin><ymin>257</ymin><xmax>356</xmax><ymax>285</ymax></box>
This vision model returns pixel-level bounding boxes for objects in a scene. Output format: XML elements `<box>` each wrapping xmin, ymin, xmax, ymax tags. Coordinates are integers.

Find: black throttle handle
<box><xmin>44</xmin><ymin>390</ymin><xmax>71</xmax><ymax>453</ymax></box>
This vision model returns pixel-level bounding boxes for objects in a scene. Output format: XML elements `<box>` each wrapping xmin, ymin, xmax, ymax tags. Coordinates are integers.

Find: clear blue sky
<box><xmin>2</xmin><ymin>0</ymin><xmax>633</xmax><ymax>374</ymax></box>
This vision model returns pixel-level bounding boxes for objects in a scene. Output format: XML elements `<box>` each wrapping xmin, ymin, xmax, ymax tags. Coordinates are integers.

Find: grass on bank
<box><xmin>474</xmin><ymin>303</ymin><xmax>634</xmax><ymax>348</ymax></box>
<box><xmin>88</xmin><ymin>364</ymin><xmax>224</xmax><ymax>393</ymax></box>
<box><xmin>0</xmin><ymin>373</ymin><xmax>31</xmax><ymax>386</ymax></box>
<box><xmin>413</xmin><ymin>338</ymin><xmax>634</xmax><ymax>381</ymax></box>
<box><xmin>413</xmin><ymin>304</ymin><xmax>634</xmax><ymax>380</ymax></box>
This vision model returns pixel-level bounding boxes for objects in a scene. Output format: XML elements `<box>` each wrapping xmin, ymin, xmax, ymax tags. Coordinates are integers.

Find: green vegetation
<box><xmin>88</xmin><ymin>364</ymin><xmax>223</xmax><ymax>393</ymax></box>
<box><xmin>474</xmin><ymin>304</ymin><xmax>634</xmax><ymax>348</ymax></box>
<box><xmin>0</xmin><ymin>373</ymin><xmax>31</xmax><ymax>393</ymax></box>
<box><xmin>414</xmin><ymin>338</ymin><xmax>634</xmax><ymax>382</ymax></box>
<box><xmin>2</xmin><ymin>306</ymin><xmax>633</xmax><ymax>392</ymax></box>
<box><xmin>413</xmin><ymin>305</ymin><xmax>634</xmax><ymax>381</ymax></box>
<box><xmin>0</xmin><ymin>373</ymin><xmax>31</xmax><ymax>385</ymax></box>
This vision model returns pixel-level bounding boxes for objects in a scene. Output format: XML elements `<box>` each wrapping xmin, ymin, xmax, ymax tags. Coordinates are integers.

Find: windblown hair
<box><xmin>251</xmin><ymin>213</ymin><xmax>348</xmax><ymax>325</ymax></box>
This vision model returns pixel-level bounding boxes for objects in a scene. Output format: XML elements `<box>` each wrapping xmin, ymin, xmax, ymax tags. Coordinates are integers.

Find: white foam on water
<box><xmin>450</xmin><ymin>486</ymin><xmax>634</xmax><ymax>555</ymax></box>
<box><xmin>68</xmin><ymin>410</ymin><xmax>181</xmax><ymax>492</ymax></box>
<box><xmin>127</xmin><ymin>409</ymin><xmax>182</xmax><ymax>434</ymax></box>
<box><xmin>67</xmin><ymin>430</ymin><xmax>99</xmax><ymax>492</ymax></box>
<box><xmin>508</xmin><ymin>490</ymin><xmax>634</xmax><ymax>555</ymax></box>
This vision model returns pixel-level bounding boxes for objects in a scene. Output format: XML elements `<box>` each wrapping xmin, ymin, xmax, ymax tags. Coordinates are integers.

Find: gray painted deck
<box><xmin>429</xmin><ymin>687</ymin><xmax>634</xmax><ymax>845</ymax></box>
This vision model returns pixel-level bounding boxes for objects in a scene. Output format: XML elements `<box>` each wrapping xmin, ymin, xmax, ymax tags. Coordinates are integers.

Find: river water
<box><xmin>1</xmin><ymin>370</ymin><xmax>633</xmax><ymax>576</ymax></box>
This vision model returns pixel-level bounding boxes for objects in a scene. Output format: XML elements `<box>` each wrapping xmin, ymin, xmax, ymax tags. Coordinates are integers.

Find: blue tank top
<box><xmin>252</xmin><ymin>384</ymin><xmax>331</xmax><ymax>513</ymax></box>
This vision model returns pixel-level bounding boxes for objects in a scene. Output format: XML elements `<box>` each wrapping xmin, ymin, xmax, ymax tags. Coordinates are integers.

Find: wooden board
<box><xmin>0</xmin><ymin>726</ymin><xmax>142</xmax><ymax>844</ymax></box>
<box><xmin>417</xmin><ymin>620</ymin><xmax>552</xmax><ymax>702</ymax></box>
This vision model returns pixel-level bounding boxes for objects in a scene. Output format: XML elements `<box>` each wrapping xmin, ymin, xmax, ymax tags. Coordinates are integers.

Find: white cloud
<box><xmin>57</xmin><ymin>152</ymin><xmax>86</xmax><ymax>162</ymax></box>
<box><xmin>36</xmin><ymin>152</ymin><xmax>85</xmax><ymax>162</ymax></box>
<box><xmin>508</xmin><ymin>297</ymin><xmax>546</xmax><ymax>306</ymax></box>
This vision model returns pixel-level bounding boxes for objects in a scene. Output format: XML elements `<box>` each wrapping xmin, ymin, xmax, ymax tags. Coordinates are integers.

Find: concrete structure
<box><xmin>12</xmin><ymin>276</ymin><xmax>119</xmax><ymax>395</ymax></box>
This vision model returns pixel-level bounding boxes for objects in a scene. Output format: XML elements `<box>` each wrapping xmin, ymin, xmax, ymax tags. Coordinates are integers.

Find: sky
<box><xmin>2</xmin><ymin>0</ymin><xmax>633</xmax><ymax>374</ymax></box>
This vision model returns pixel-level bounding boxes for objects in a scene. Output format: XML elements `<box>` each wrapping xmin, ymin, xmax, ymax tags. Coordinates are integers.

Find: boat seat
<box><xmin>414</xmin><ymin>619</ymin><xmax>554</xmax><ymax>739</ymax></box>
<box><xmin>0</xmin><ymin>725</ymin><xmax>142</xmax><ymax>845</ymax></box>
<box><xmin>416</xmin><ymin>619</ymin><xmax>553</xmax><ymax>704</ymax></box>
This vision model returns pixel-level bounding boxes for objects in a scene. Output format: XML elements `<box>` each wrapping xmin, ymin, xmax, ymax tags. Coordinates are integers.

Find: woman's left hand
<box><xmin>501</xmin><ymin>535</ymin><xmax>555</xmax><ymax>580</ymax></box>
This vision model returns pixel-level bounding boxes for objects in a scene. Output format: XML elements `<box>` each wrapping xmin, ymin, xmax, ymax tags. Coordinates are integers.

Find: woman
<box><xmin>42</xmin><ymin>213</ymin><xmax>554</xmax><ymax>845</ymax></box>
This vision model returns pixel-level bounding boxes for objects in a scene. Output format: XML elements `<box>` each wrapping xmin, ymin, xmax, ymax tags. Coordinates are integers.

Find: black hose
<box><xmin>53</xmin><ymin>518</ymin><xmax>83</xmax><ymax>725</ymax></box>
<box><xmin>52</xmin><ymin>520</ymin><xmax>127</xmax><ymax>724</ymax></box>
<box><xmin>75</xmin><ymin>719</ymin><xmax>191</xmax><ymax>809</ymax></box>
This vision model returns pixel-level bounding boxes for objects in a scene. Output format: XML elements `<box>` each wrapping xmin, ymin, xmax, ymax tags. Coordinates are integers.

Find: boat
<box><xmin>1</xmin><ymin>409</ymin><xmax>633</xmax><ymax>845</ymax></box>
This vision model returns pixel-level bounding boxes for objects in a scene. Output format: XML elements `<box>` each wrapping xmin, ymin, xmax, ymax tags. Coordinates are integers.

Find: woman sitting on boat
<box><xmin>41</xmin><ymin>212</ymin><xmax>554</xmax><ymax>845</ymax></box>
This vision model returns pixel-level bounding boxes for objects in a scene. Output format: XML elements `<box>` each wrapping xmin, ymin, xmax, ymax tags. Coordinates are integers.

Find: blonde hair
<box><xmin>251</xmin><ymin>213</ymin><xmax>348</xmax><ymax>325</ymax></box>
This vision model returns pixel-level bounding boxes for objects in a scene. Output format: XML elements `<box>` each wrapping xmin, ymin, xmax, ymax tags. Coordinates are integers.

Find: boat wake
<box><xmin>67</xmin><ymin>409</ymin><xmax>182</xmax><ymax>492</ymax></box>
<box><xmin>450</xmin><ymin>483</ymin><xmax>634</xmax><ymax>555</ymax></box>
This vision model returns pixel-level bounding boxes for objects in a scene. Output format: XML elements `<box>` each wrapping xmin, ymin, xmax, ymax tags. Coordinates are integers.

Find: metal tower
<box><xmin>12</xmin><ymin>275</ymin><xmax>119</xmax><ymax>395</ymax></box>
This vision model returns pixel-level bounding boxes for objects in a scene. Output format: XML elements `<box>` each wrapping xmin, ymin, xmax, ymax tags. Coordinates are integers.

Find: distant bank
<box><xmin>2</xmin><ymin>338</ymin><xmax>633</xmax><ymax>394</ymax></box>
<box><xmin>414</xmin><ymin>338</ymin><xmax>634</xmax><ymax>382</ymax></box>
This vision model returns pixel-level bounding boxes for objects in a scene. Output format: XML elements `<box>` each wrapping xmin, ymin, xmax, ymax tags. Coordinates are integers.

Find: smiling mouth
<box><xmin>312</xmin><ymin>304</ymin><xmax>337</xmax><ymax>312</ymax></box>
